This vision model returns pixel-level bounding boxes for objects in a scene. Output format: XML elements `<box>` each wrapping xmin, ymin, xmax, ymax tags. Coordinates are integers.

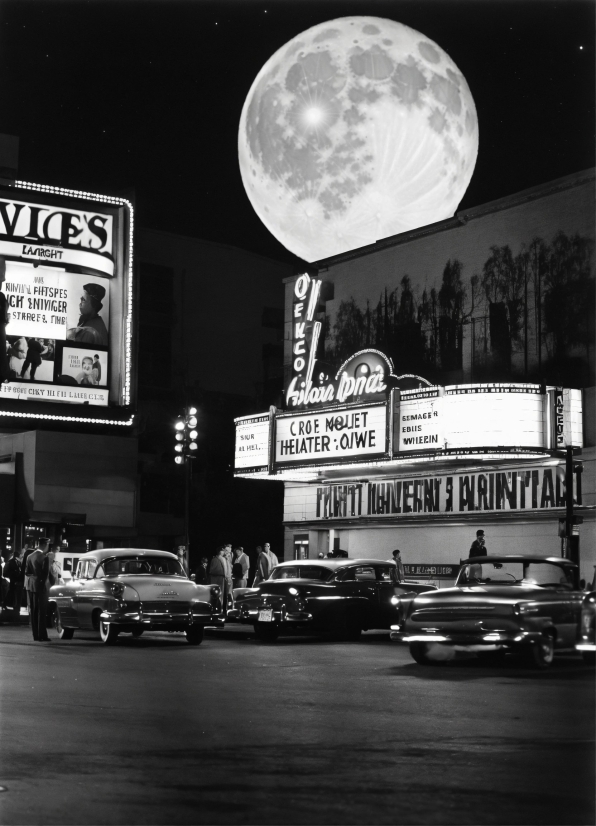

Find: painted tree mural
<box><xmin>324</xmin><ymin>230</ymin><xmax>594</xmax><ymax>388</ymax></box>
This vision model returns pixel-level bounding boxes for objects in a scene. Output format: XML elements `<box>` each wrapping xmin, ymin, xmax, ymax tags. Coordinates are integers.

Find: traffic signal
<box><xmin>174</xmin><ymin>406</ymin><xmax>199</xmax><ymax>464</ymax></box>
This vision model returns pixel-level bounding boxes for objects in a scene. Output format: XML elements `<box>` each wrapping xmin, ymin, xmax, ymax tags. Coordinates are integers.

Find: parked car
<box><xmin>228</xmin><ymin>558</ymin><xmax>437</xmax><ymax>641</ymax></box>
<box><xmin>576</xmin><ymin>566</ymin><xmax>595</xmax><ymax>665</ymax></box>
<box><xmin>48</xmin><ymin>549</ymin><xmax>225</xmax><ymax>645</ymax></box>
<box><xmin>390</xmin><ymin>555</ymin><xmax>585</xmax><ymax>668</ymax></box>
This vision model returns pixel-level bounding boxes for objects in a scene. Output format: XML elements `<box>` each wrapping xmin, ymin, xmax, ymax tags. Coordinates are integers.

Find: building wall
<box><xmin>284</xmin><ymin>169</ymin><xmax>595</xmax><ymax>390</ymax></box>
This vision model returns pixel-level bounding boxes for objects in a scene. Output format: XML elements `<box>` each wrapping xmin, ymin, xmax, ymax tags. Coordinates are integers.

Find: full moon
<box><xmin>239</xmin><ymin>17</ymin><xmax>479</xmax><ymax>262</ymax></box>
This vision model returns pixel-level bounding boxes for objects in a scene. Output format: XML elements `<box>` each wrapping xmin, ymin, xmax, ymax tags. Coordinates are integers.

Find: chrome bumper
<box><xmin>575</xmin><ymin>642</ymin><xmax>596</xmax><ymax>652</ymax></box>
<box><xmin>100</xmin><ymin>608</ymin><xmax>224</xmax><ymax>626</ymax></box>
<box><xmin>234</xmin><ymin>605</ymin><xmax>313</xmax><ymax>625</ymax></box>
<box><xmin>389</xmin><ymin>627</ymin><xmax>542</xmax><ymax>648</ymax></box>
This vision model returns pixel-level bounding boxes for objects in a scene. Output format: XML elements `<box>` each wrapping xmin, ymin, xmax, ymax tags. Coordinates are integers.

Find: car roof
<box><xmin>71</xmin><ymin>548</ymin><xmax>178</xmax><ymax>563</ymax></box>
<box><xmin>465</xmin><ymin>555</ymin><xmax>577</xmax><ymax>568</ymax></box>
<box><xmin>273</xmin><ymin>558</ymin><xmax>396</xmax><ymax>570</ymax></box>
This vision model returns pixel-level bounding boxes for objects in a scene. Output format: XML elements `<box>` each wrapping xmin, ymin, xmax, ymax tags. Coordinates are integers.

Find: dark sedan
<box><xmin>228</xmin><ymin>558</ymin><xmax>437</xmax><ymax>641</ymax></box>
<box><xmin>390</xmin><ymin>555</ymin><xmax>584</xmax><ymax>668</ymax></box>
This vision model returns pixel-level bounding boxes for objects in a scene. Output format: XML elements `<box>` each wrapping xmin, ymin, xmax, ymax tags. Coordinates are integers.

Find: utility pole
<box><xmin>174</xmin><ymin>406</ymin><xmax>198</xmax><ymax>573</ymax></box>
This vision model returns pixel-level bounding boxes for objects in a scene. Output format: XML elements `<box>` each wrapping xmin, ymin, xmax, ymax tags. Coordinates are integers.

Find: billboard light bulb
<box><xmin>175</xmin><ymin>444</ymin><xmax>183</xmax><ymax>453</ymax></box>
<box><xmin>175</xmin><ymin>421</ymin><xmax>185</xmax><ymax>431</ymax></box>
<box><xmin>189</xmin><ymin>430</ymin><xmax>198</xmax><ymax>440</ymax></box>
<box><xmin>188</xmin><ymin>416</ymin><xmax>198</xmax><ymax>427</ymax></box>
<box><xmin>174</xmin><ymin>456</ymin><xmax>184</xmax><ymax>465</ymax></box>
<box><xmin>175</xmin><ymin>433</ymin><xmax>184</xmax><ymax>442</ymax></box>
<box><xmin>188</xmin><ymin>407</ymin><xmax>197</xmax><ymax>415</ymax></box>
<box><xmin>189</xmin><ymin>442</ymin><xmax>198</xmax><ymax>451</ymax></box>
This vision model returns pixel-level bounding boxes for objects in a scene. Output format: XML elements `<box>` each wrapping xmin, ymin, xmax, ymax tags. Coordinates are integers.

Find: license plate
<box><xmin>258</xmin><ymin>609</ymin><xmax>273</xmax><ymax>622</ymax></box>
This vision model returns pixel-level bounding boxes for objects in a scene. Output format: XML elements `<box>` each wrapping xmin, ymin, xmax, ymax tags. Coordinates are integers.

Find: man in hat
<box><xmin>66</xmin><ymin>283</ymin><xmax>108</xmax><ymax>346</ymax></box>
<box><xmin>469</xmin><ymin>530</ymin><xmax>487</xmax><ymax>558</ymax></box>
<box><xmin>25</xmin><ymin>537</ymin><xmax>53</xmax><ymax>641</ymax></box>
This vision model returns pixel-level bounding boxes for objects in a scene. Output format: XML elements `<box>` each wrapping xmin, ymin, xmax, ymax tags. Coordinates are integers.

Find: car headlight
<box><xmin>288</xmin><ymin>587</ymin><xmax>299</xmax><ymax>596</ymax></box>
<box><xmin>109</xmin><ymin>582</ymin><xmax>124</xmax><ymax>598</ymax></box>
<box><xmin>109</xmin><ymin>583</ymin><xmax>139</xmax><ymax>602</ymax></box>
<box><xmin>390</xmin><ymin>595</ymin><xmax>400</xmax><ymax>606</ymax></box>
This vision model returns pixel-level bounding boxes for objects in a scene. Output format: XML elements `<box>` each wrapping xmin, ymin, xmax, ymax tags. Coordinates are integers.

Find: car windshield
<box><xmin>99</xmin><ymin>556</ymin><xmax>185</xmax><ymax>577</ymax></box>
<box><xmin>270</xmin><ymin>565</ymin><xmax>333</xmax><ymax>582</ymax></box>
<box><xmin>457</xmin><ymin>560</ymin><xmax>575</xmax><ymax>589</ymax></box>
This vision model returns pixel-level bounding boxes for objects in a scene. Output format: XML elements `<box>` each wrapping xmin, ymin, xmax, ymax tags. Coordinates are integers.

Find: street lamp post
<box><xmin>174</xmin><ymin>406</ymin><xmax>198</xmax><ymax>573</ymax></box>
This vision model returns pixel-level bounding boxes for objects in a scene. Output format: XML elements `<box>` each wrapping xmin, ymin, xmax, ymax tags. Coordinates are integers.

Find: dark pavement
<box><xmin>0</xmin><ymin>622</ymin><xmax>594</xmax><ymax>826</ymax></box>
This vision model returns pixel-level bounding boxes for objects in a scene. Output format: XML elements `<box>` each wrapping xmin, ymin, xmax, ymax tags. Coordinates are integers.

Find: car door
<box><xmin>54</xmin><ymin>561</ymin><xmax>86</xmax><ymax>626</ymax></box>
<box><xmin>374</xmin><ymin>565</ymin><xmax>402</xmax><ymax>628</ymax></box>
<box><xmin>74</xmin><ymin>559</ymin><xmax>101</xmax><ymax>629</ymax></box>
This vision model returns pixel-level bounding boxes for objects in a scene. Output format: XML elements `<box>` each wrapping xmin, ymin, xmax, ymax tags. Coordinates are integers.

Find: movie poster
<box><xmin>1</xmin><ymin>261</ymin><xmax>112</xmax><ymax>406</ymax></box>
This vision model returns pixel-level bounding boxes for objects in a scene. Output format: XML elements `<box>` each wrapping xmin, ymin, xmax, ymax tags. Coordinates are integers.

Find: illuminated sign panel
<box><xmin>397</xmin><ymin>384</ymin><xmax>547</xmax><ymax>455</ymax></box>
<box><xmin>0</xmin><ymin>183</ymin><xmax>133</xmax><ymax>423</ymax></box>
<box><xmin>234</xmin><ymin>414</ymin><xmax>270</xmax><ymax>471</ymax></box>
<box><xmin>286</xmin><ymin>464</ymin><xmax>582</xmax><ymax>522</ymax></box>
<box><xmin>275</xmin><ymin>403</ymin><xmax>387</xmax><ymax>465</ymax></box>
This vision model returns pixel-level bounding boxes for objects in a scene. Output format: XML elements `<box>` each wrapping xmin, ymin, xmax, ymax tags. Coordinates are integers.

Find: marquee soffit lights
<box><xmin>0</xmin><ymin>180</ymin><xmax>135</xmax><ymax>426</ymax></box>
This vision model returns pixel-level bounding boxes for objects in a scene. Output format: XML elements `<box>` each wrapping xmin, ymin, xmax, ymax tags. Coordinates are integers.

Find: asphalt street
<box><xmin>0</xmin><ymin>622</ymin><xmax>594</xmax><ymax>826</ymax></box>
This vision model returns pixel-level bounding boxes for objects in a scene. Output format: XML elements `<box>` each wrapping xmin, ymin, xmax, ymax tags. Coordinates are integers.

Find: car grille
<box><xmin>412</xmin><ymin>606</ymin><xmax>496</xmax><ymax>622</ymax></box>
<box><xmin>141</xmin><ymin>601</ymin><xmax>190</xmax><ymax>615</ymax></box>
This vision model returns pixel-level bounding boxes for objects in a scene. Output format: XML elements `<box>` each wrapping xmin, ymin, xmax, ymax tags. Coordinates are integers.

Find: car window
<box><xmin>101</xmin><ymin>556</ymin><xmax>184</xmax><ymax>576</ymax></box>
<box><xmin>375</xmin><ymin>566</ymin><xmax>395</xmax><ymax>583</ymax></box>
<box><xmin>271</xmin><ymin>567</ymin><xmax>300</xmax><ymax>580</ymax></box>
<box><xmin>336</xmin><ymin>567</ymin><xmax>356</xmax><ymax>581</ymax></box>
<box><xmin>354</xmin><ymin>566</ymin><xmax>376</xmax><ymax>581</ymax></box>
<box><xmin>76</xmin><ymin>560</ymin><xmax>88</xmax><ymax>579</ymax></box>
<box><xmin>457</xmin><ymin>560</ymin><xmax>575</xmax><ymax>588</ymax></box>
<box><xmin>299</xmin><ymin>566</ymin><xmax>333</xmax><ymax>581</ymax></box>
<box><xmin>95</xmin><ymin>563</ymin><xmax>105</xmax><ymax>578</ymax></box>
<box><xmin>87</xmin><ymin>559</ymin><xmax>98</xmax><ymax>578</ymax></box>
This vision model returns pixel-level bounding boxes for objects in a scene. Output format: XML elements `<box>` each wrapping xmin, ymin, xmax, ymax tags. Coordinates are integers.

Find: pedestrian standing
<box><xmin>391</xmin><ymin>549</ymin><xmax>405</xmax><ymax>582</ymax></box>
<box><xmin>469</xmin><ymin>530</ymin><xmax>487</xmax><ymax>557</ymax></box>
<box><xmin>22</xmin><ymin>543</ymin><xmax>37</xmax><ymax>621</ymax></box>
<box><xmin>25</xmin><ymin>538</ymin><xmax>52</xmax><ymax>641</ymax></box>
<box><xmin>175</xmin><ymin>546</ymin><xmax>189</xmax><ymax>576</ymax></box>
<box><xmin>4</xmin><ymin>547</ymin><xmax>25</xmax><ymax>621</ymax></box>
<box><xmin>253</xmin><ymin>545</ymin><xmax>270</xmax><ymax>586</ymax></box>
<box><xmin>208</xmin><ymin>547</ymin><xmax>226</xmax><ymax>598</ymax></box>
<box><xmin>232</xmin><ymin>546</ymin><xmax>250</xmax><ymax>588</ymax></box>
<box><xmin>222</xmin><ymin>544</ymin><xmax>234</xmax><ymax>609</ymax></box>
<box><xmin>264</xmin><ymin>542</ymin><xmax>278</xmax><ymax>570</ymax></box>
<box><xmin>195</xmin><ymin>557</ymin><xmax>209</xmax><ymax>584</ymax></box>
<box><xmin>49</xmin><ymin>544</ymin><xmax>64</xmax><ymax>586</ymax></box>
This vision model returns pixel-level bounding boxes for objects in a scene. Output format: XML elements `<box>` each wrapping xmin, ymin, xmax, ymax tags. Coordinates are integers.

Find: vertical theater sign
<box><xmin>235</xmin><ymin>274</ymin><xmax>585</xmax><ymax>566</ymax></box>
<box><xmin>0</xmin><ymin>182</ymin><xmax>134</xmax><ymax>424</ymax></box>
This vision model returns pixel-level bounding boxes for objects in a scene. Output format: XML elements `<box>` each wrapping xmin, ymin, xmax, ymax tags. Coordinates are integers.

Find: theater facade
<box><xmin>234</xmin><ymin>170</ymin><xmax>595</xmax><ymax>585</ymax></box>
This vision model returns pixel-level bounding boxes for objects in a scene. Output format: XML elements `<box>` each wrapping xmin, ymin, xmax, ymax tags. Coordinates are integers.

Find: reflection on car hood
<box><xmin>105</xmin><ymin>576</ymin><xmax>208</xmax><ymax>601</ymax></box>
<box><xmin>411</xmin><ymin>584</ymin><xmax>559</xmax><ymax>606</ymax></box>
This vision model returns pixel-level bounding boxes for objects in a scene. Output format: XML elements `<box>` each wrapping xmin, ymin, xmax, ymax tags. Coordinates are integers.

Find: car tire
<box><xmin>131</xmin><ymin>628</ymin><xmax>144</xmax><ymax>638</ymax></box>
<box><xmin>582</xmin><ymin>651</ymin><xmax>595</xmax><ymax>666</ymax></box>
<box><xmin>409</xmin><ymin>642</ymin><xmax>439</xmax><ymax>665</ymax></box>
<box><xmin>254</xmin><ymin>622</ymin><xmax>279</xmax><ymax>642</ymax></box>
<box><xmin>99</xmin><ymin>621</ymin><xmax>120</xmax><ymax>645</ymax></box>
<box><xmin>526</xmin><ymin>633</ymin><xmax>555</xmax><ymax>668</ymax></box>
<box><xmin>185</xmin><ymin>625</ymin><xmax>204</xmax><ymax>645</ymax></box>
<box><xmin>52</xmin><ymin>605</ymin><xmax>74</xmax><ymax>640</ymax></box>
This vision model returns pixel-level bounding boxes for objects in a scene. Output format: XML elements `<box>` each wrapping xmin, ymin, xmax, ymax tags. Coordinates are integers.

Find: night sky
<box><xmin>0</xmin><ymin>0</ymin><xmax>593</xmax><ymax>267</ymax></box>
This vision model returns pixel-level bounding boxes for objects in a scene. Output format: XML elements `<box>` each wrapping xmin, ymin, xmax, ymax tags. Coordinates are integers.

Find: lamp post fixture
<box><xmin>174</xmin><ymin>406</ymin><xmax>198</xmax><ymax>573</ymax></box>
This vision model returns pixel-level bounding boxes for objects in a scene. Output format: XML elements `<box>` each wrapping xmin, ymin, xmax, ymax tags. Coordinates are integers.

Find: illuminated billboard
<box><xmin>0</xmin><ymin>182</ymin><xmax>133</xmax><ymax>425</ymax></box>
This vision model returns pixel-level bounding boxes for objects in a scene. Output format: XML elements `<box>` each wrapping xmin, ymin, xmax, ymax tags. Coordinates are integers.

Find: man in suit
<box><xmin>25</xmin><ymin>537</ymin><xmax>53</xmax><ymax>642</ymax></box>
<box><xmin>232</xmin><ymin>547</ymin><xmax>250</xmax><ymax>588</ymax></box>
<box><xmin>253</xmin><ymin>546</ymin><xmax>270</xmax><ymax>586</ymax></box>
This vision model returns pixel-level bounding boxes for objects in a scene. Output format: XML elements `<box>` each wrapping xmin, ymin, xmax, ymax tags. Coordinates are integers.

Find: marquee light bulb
<box><xmin>189</xmin><ymin>430</ymin><xmax>198</xmax><ymax>440</ymax></box>
<box><xmin>175</xmin><ymin>421</ymin><xmax>185</xmax><ymax>431</ymax></box>
<box><xmin>175</xmin><ymin>433</ymin><xmax>184</xmax><ymax>442</ymax></box>
<box><xmin>188</xmin><ymin>407</ymin><xmax>197</xmax><ymax>415</ymax></box>
<box><xmin>175</xmin><ymin>444</ymin><xmax>183</xmax><ymax>453</ymax></box>
<box><xmin>188</xmin><ymin>416</ymin><xmax>198</xmax><ymax>427</ymax></box>
<box><xmin>175</xmin><ymin>456</ymin><xmax>184</xmax><ymax>465</ymax></box>
<box><xmin>189</xmin><ymin>443</ymin><xmax>198</xmax><ymax>451</ymax></box>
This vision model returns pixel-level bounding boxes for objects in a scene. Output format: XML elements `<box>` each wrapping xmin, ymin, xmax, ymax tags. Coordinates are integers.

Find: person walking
<box><xmin>469</xmin><ymin>530</ymin><xmax>487</xmax><ymax>557</ymax></box>
<box><xmin>232</xmin><ymin>547</ymin><xmax>250</xmax><ymax>588</ymax></box>
<box><xmin>4</xmin><ymin>547</ymin><xmax>25</xmax><ymax>621</ymax></box>
<box><xmin>391</xmin><ymin>549</ymin><xmax>405</xmax><ymax>582</ymax></box>
<box><xmin>253</xmin><ymin>545</ymin><xmax>271</xmax><ymax>586</ymax></box>
<box><xmin>25</xmin><ymin>538</ymin><xmax>53</xmax><ymax>641</ymax></box>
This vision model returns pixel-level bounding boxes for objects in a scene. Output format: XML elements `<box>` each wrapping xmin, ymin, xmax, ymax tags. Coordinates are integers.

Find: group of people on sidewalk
<box><xmin>0</xmin><ymin>537</ymin><xmax>64</xmax><ymax>641</ymax></box>
<box><xmin>192</xmin><ymin>543</ymin><xmax>278</xmax><ymax>611</ymax></box>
